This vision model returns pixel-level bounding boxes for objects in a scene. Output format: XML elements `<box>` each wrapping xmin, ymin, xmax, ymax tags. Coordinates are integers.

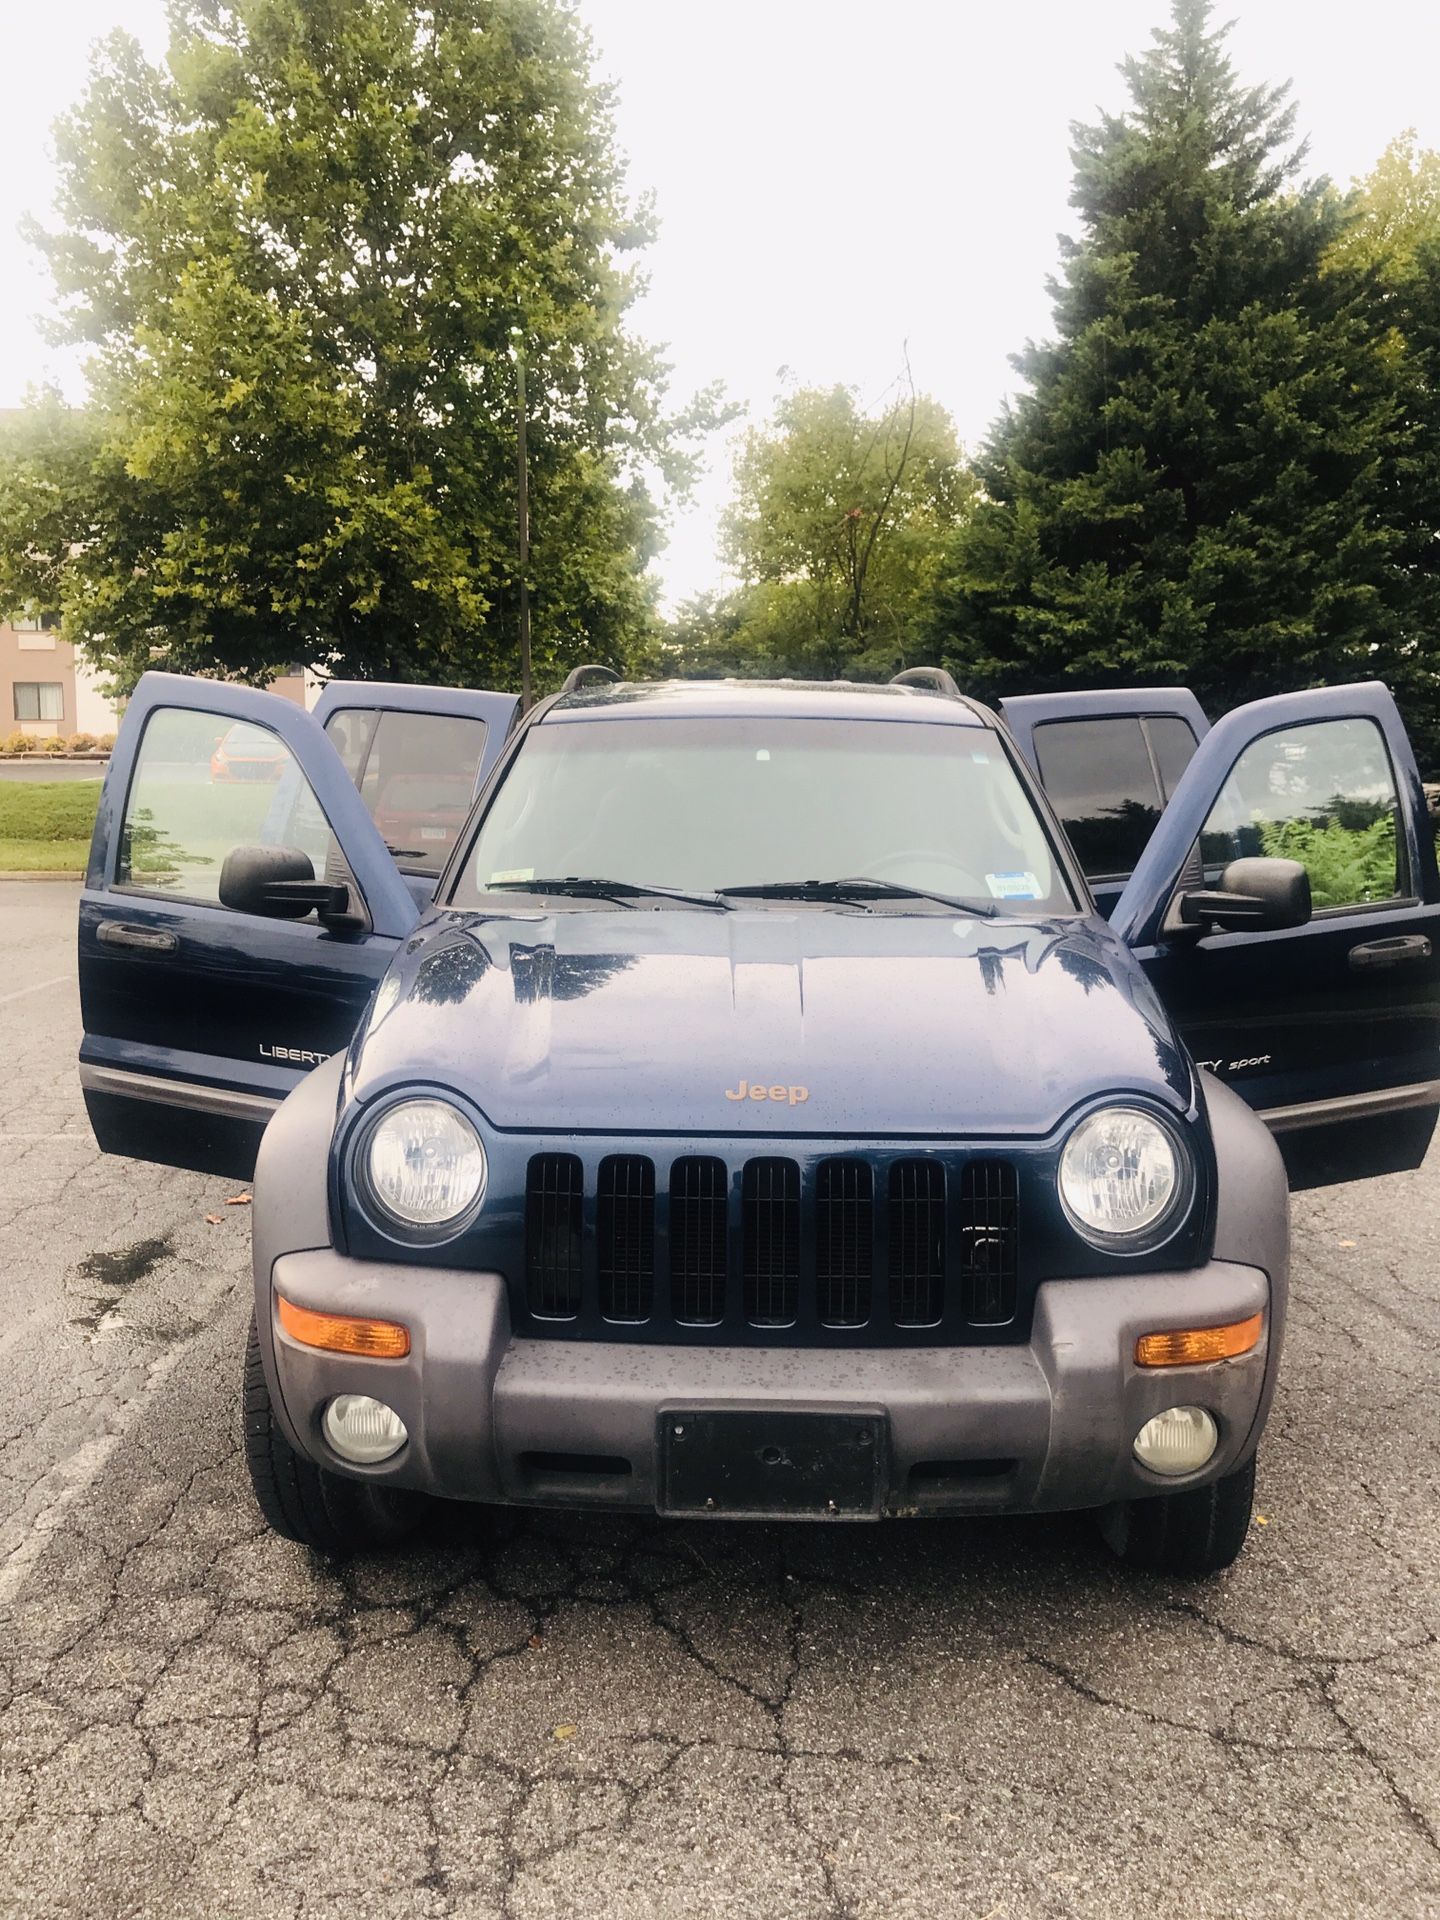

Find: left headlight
<box><xmin>1058</xmin><ymin>1105</ymin><xmax>1193</xmax><ymax>1252</ymax></box>
<box><xmin>364</xmin><ymin>1097</ymin><xmax>487</xmax><ymax>1235</ymax></box>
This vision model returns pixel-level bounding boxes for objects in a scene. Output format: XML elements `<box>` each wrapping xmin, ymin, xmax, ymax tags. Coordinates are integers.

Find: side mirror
<box><xmin>219</xmin><ymin>845</ymin><xmax>351</xmax><ymax>922</ymax></box>
<box><xmin>1179</xmin><ymin>856</ymin><xmax>1312</xmax><ymax>934</ymax></box>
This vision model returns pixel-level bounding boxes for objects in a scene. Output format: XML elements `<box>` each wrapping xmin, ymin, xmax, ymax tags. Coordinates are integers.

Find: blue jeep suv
<box><xmin>77</xmin><ymin>667</ymin><xmax>1440</xmax><ymax>1574</ymax></box>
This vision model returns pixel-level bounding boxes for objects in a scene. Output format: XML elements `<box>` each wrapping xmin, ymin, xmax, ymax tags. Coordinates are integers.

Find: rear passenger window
<box><xmin>1146</xmin><ymin>714</ymin><xmax>1200</xmax><ymax>800</ymax></box>
<box><xmin>322</xmin><ymin>707</ymin><xmax>378</xmax><ymax>783</ymax></box>
<box><xmin>117</xmin><ymin>707</ymin><xmax>336</xmax><ymax>905</ymax></box>
<box><xmin>1033</xmin><ymin>717</ymin><xmax>1162</xmax><ymax>880</ymax></box>
<box><xmin>323</xmin><ymin>708</ymin><xmax>488</xmax><ymax>875</ymax></box>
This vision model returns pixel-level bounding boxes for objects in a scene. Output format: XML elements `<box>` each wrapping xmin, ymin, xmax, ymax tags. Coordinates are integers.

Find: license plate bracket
<box><xmin>658</xmin><ymin>1408</ymin><xmax>887</xmax><ymax>1519</ymax></box>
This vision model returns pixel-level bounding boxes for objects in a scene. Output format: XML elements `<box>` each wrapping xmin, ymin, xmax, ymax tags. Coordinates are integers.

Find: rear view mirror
<box><xmin>219</xmin><ymin>845</ymin><xmax>351</xmax><ymax>922</ymax></box>
<box><xmin>1179</xmin><ymin>856</ymin><xmax>1312</xmax><ymax>934</ymax></box>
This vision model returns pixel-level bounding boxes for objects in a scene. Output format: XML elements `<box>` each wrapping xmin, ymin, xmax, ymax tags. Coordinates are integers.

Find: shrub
<box><xmin>1259</xmin><ymin>812</ymin><xmax>1400</xmax><ymax>910</ymax></box>
<box><xmin>95</xmin><ymin>733</ymin><xmax>117</xmax><ymax>752</ymax></box>
<box><xmin>34</xmin><ymin>737</ymin><xmax>67</xmax><ymax>755</ymax></box>
<box><xmin>64</xmin><ymin>733</ymin><xmax>97</xmax><ymax>753</ymax></box>
<box><xmin>0</xmin><ymin>731</ymin><xmax>35</xmax><ymax>754</ymax></box>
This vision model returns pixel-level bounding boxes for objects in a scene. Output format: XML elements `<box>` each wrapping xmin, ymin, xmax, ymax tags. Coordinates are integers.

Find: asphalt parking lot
<box><xmin>2</xmin><ymin>879</ymin><xmax>1438</xmax><ymax>1919</ymax></box>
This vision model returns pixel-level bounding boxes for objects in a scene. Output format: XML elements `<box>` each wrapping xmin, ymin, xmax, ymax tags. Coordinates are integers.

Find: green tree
<box><xmin>1327</xmin><ymin>132</ymin><xmax>1440</xmax><ymax>281</ymax></box>
<box><xmin>0</xmin><ymin>0</ymin><xmax>720</xmax><ymax>692</ymax></box>
<box><xmin>1329</xmin><ymin>137</ymin><xmax>1440</xmax><ymax>766</ymax></box>
<box><xmin>931</xmin><ymin>0</ymin><xmax>1439</xmax><ymax>756</ymax></box>
<box><xmin>714</xmin><ymin>378</ymin><xmax>973</xmax><ymax>680</ymax></box>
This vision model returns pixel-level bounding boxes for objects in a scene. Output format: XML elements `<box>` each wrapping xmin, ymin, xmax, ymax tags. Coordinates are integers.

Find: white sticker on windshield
<box><xmin>489</xmin><ymin>868</ymin><xmax>534</xmax><ymax>884</ymax></box>
<box><xmin>986</xmin><ymin>871</ymin><xmax>1041</xmax><ymax>900</ymax></box>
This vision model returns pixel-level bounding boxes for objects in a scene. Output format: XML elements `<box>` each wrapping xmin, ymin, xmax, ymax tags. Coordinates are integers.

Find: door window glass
<box><xmin>357</xmin><ymin>711</ymin><xmax>488</xmax><ymax>874</ymax></box>
<box><xmin>322</xmin><ymin>706</ymin><xmax>379</xmax><ymax>783</ymax></box>
<box><xmin>1032</xmin><ymin>716</ymin><xmax>1162</xmax><ymax>881</ymax></box>
<box><xmin>1200</xmin><ymin>717</ymin><xmax>1404</xmax><ymax>910</ymax></box>
<box><xmin>1145</xmin><ymin>714</ymin><xmax>1199</xmax><ymax>800</ymax></box>
<box><xmin>117</xmin><ymin>706</ymin><xmax>337</xmax><ymax>906</ymax></box>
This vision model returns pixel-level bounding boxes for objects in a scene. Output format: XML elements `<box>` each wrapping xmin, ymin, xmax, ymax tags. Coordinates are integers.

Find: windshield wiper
<box><xmin>487</xmin><ymin>876</ymin><xmax>732</xmax><ymax>911</ymax></box>
<box><xmin>718</xmin><ymin>878</ymin><xmax>1004</xmax><ymax>917</ymax></box>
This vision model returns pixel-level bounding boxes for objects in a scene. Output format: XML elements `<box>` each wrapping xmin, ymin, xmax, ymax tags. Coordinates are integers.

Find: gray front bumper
<box><xmin>265</xmin><ymin>1250</ymin><xmax>1272</xmax><ymax>1518</ymax></box>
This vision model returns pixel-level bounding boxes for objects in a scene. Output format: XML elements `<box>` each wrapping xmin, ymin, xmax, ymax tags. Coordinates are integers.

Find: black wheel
<box><xmin>1099</xmin><ymin>1452</ymin><xmax>1257</xmax><ymax>1576</ymax></box>
<box><xmin>242</xmin><ymin>1315</ymin><xmax>424</xmax><ymax>1555</ymax></box>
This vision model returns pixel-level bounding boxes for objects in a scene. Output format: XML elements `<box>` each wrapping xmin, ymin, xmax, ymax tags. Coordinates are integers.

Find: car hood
<box><xmin>350</xmin><ymin>907</ymin><xmax>1192</xmax><ymax>1138</ymax></box>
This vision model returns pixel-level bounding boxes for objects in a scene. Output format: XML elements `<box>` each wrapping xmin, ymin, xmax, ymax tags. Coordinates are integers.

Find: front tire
<box><xmin>1099</xmin><ymin>1453</ymin><xmax>1256</xmax><ymax>1576</ymax></box>
<box><xmin>242</xmin><ymin>1315</ymin><xmax>424</xmax><ymax>1555</ymax></box>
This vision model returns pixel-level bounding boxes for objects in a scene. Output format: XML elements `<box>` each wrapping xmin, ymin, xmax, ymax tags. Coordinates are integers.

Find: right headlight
<box><xmin>363</xmin><ymin>1096</ymin><xmax>487</xmax><ymax>1238</ymax></box>
<box><xmin>1058</xmin><ymin>1104</ymin><xmax>1193</xmax><ymax>1252</ymax></box>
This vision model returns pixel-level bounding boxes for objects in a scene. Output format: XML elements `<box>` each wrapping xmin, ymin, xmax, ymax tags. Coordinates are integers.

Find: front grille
<box><xmin>743</xmin><ymin>1158</ymin><xmax>801</xmax><ymax>1326</ymax></box>
<box><xmin>525</xmin><ymin>1153</ymin><xmax>583</xmax><ymax>1318</ymax></box>
<box><xmin>888</xmin><ymin>1158</ymin><xmax>947</xmax><ymax>1326</ymax></box>
<box><xmin>815</xmin><ymin>1160</ymin><xmax>873</xmax><ymax>1326</ymax></box>
<box><xmin>960</xmin><ymin>1159</ymin><xmax>1019</xmax><ymax>1324</ymax></box>
<box><xmin>597</xmin><ymin>1155</ymin><xmax>655</xmax><ymax>1321</ymax></box>
<box><xmin>671</xmin><ymin>1156</ymin><xmax>728</xmax><ymax>1324</ymax></box>
<box><xmin>521</xmin><ymin>1151</ymin><xmax>1021</xmax><ymax>1341</ymax></box>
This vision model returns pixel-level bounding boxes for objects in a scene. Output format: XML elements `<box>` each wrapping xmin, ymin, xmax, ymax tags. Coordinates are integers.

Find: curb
<box><xmin>0</xmin><ymin>871</ymin><xmax>84</xmax><ymax>882</ymax></box>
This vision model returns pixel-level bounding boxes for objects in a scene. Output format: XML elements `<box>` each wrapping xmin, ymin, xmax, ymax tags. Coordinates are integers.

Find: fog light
<box><xmin>322</xmin><ymin>1395</ymin><xmax>408</xmax><ymax>1465</ymax></box>
<box><xmin>1133</xmin><ymin>1406</ymin><xmax>1217</xmax><ymax>1477</ymax></box>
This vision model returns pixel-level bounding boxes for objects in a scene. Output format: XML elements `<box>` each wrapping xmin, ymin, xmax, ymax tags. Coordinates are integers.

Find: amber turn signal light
<box><xmin>276</xmin><ymin>1295</ymin><xmax>410</xmax><ymax>1359</ymax></box>
<box><xmin>1135</xmin><ymin>1312</ymin><xmax>1263</xmax><ymax>1369</ymax></box>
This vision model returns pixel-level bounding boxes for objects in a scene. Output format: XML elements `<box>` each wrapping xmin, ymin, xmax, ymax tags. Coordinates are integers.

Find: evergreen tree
<box><xmin>0</xmin><ymin>0</ymin><xmax>721</xmax><ymax>692</ymax></box>
<box><xmin>932</xmin><ymin>0</ymin><xmax>1439</xmax><ymax>757</ymax></box>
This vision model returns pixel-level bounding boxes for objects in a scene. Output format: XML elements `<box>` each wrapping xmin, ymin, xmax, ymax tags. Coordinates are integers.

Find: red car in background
<box><xmin>370</xmin><ymin>771</ymin><xmax>474</xmax><ymax>866</ymax></box>
<box><xmin>211</xmin><ymin>721</ymin><xmax>287</xmax><ymax>783</ymax></box>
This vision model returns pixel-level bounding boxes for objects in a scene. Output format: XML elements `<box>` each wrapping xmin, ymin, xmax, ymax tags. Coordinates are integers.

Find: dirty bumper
<box><xmin>265</xmin><ymin>1252</ymin><xmax>1271</xmax><ymax>1519</ymax></box>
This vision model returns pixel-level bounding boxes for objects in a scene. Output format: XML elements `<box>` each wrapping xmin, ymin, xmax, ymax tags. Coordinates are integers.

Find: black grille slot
<box><xmin>815</xmin><ymin>1160</ymin><xmax>873</xmax><ymax>1326</ymax></box>
<box><xmin>525</xmin><ymin>1154</ymin><xmax>584</xmax><ymax>1318</ymax></box>
<box><xmin>597</xmin><ymin>1155</ymin><xmax>655</xmax><ymax>1322</ymax></box>
<box><xmin>671</xmin><ymin>1157</ymin><xmax>728</xmax><ymax>1324</ymax></box>
<box><xmin>960</xmin><ymin>1160</ymin><xmax>1018</xmax><ymax>1324</ymax></box>
<box><xmin>742</xmin><ymin>1158</ymin><xmax>800</xmax><ymax>1326</ymax></box>
<box><xmin>889</xmin><ymin>1159</ymin><xmax>946</xmax><ymax>1325</ymax></box>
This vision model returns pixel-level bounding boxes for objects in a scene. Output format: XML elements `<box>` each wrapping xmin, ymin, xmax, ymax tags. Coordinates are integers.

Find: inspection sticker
<box><xmin>489</xmin><ymin>868</ymin><xmax>535</xmax><ymax>884</ymax></box>
<box><xmin>986</xmin><ymin>871</ymin><xmax>1042</xmax><ymax>900</ymax></box>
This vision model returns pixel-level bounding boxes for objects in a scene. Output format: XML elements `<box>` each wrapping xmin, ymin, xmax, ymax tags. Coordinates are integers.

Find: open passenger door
<box><xmin>1112</xmin><ymin>682</ymin><xmax>1440</xmax><ymax>1185</ymax></box>
<box><xmin>79</xmin><ymin>674</ymin><xmax>422</xmax><ymax>1180</ymax></box>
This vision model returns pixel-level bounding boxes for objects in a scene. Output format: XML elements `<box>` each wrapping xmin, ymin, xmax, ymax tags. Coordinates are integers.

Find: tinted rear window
<box><xmin>1033</xmin><ymin>717</ymin><xmax>1161</xmax><ymax>880</ymax></box>
<box><xmin>1147</xmin><ymin>713</ymin><xmax>1199</xmax><ymax>800</ymax></box>
<box><xmin>1033</xmin><ymin>713</ymin><xmax>1199</xmax><ymax>882</ymax></box>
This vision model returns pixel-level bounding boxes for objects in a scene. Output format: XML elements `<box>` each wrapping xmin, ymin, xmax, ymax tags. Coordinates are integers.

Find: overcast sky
<box><xmin>4</xmin><ymin>0</ymin><xmax>1440</xmax><ymax>606</ymax></box>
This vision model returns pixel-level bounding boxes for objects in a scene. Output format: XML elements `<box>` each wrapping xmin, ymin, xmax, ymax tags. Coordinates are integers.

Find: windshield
<box><xmin>447</xmin><ymin>715</ymin><xmax>1075</xmax><ymax>913</ymax></box>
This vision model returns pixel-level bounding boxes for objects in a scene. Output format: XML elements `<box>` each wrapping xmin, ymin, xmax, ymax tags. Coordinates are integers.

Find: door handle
<box><xmin>97</xmin><ymin>921</ymin><xmax>178</xmax><ymax>954</ymax></box>
<box><xmin>1348</xmin><ymin>935</ymin><xmax>1433</xmax><ymax>972</ymax></box>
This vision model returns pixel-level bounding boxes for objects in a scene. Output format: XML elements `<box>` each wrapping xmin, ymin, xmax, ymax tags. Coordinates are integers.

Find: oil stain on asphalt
<box><xmin>71</xmin><ymin>1232</ymin><xmax>175</xmax><ymax>1334</ymax></box>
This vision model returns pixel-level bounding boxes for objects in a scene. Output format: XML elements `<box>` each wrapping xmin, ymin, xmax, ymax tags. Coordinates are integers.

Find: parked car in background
<box><xmin>75</xmin><ymin>666</ymin><xmax>1439</xmax><ymax>1579</ymax></box>
<box><xmin>210</xmin><ymin>721</ymin><xmax>287</xmax><ymax>784</ymax></box>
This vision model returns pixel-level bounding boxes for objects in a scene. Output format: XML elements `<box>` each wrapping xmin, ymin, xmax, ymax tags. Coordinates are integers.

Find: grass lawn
<box><xmin>0</xmin><ymin>780</ymin><xmax>101</xmax><ymax>873</ymax></box>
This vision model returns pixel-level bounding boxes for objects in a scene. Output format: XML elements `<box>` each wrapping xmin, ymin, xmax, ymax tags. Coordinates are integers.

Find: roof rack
<box><xmin>560</xmin><ymin>663</ymin><xmax>622</xmax><ymax>694</ymax></box>
<box><xmin>889</xmin><ymin>666</ymin><xmax>961</xmax><ymax>697</ymax></box>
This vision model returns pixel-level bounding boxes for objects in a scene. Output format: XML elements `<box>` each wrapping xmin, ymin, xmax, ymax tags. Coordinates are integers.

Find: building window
<box><xmin>12</xmin><ymin>612</ymin><xmax>60</xmax><ymax>633</ymax></box>
<box><xmin>14</xmin><ymin>683</ymin><xmax>65</xmax><ymax>723</ymax></box>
